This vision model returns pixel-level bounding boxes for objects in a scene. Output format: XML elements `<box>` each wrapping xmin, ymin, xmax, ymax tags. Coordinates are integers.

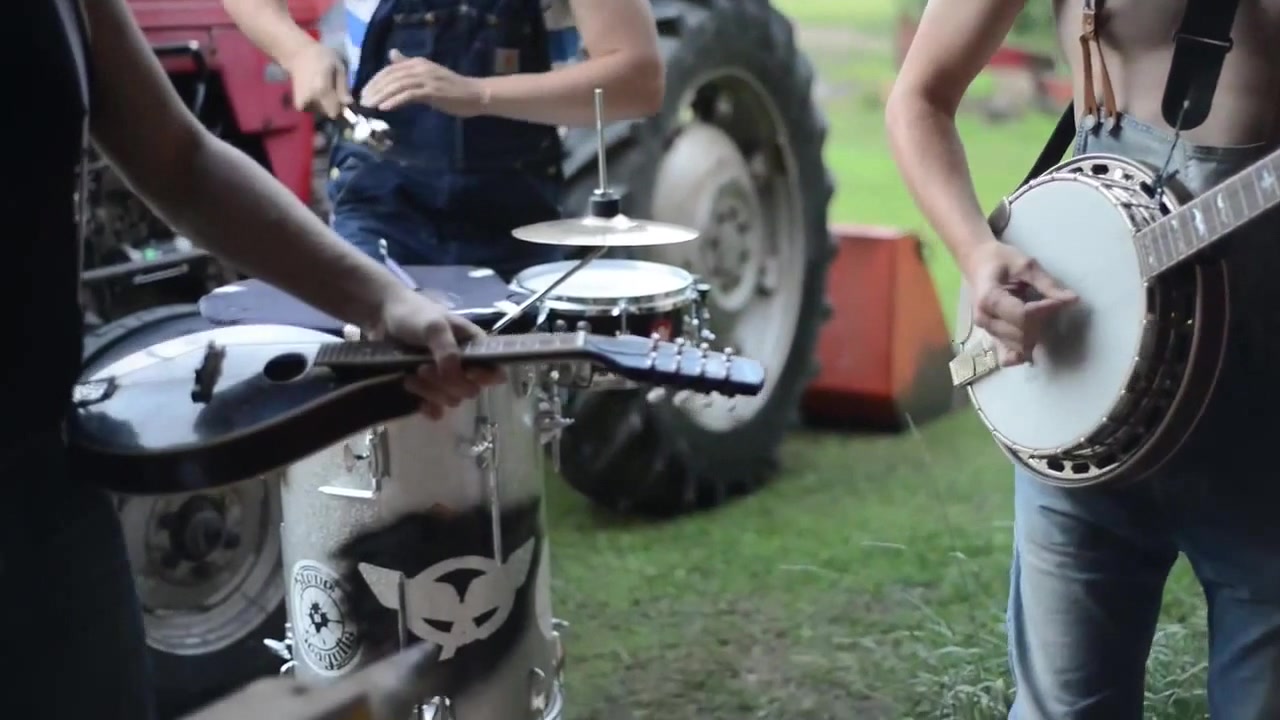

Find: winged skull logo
<box><xmin>357</xmin><ymin>537</ymin><xmax>536</xmax><ymax>660</ymax></box>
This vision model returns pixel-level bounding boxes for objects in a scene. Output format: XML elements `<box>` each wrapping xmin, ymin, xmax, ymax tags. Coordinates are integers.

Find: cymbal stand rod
<box><xmin>487</xmin><ymin>246</ymin><xmax>606</xmax><ymax>334</ymax></box>
<box><xmin>594</xmin><ymin>88</ymin><xmax>608</xmax><ymax>192</ymax></box>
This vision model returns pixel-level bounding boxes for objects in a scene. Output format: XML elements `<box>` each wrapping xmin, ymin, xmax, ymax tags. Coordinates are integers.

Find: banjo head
<box><xmin>969</xmin><ymin>175</ymin><xmax>1149</xmax><ymax>453</ymax></box>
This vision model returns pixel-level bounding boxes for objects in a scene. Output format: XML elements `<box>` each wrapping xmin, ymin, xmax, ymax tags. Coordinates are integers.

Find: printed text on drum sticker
<box><xmin>291</xmin><ymin>561</ymin><xmax>364</xmax><ymax>675</ymax></box>
<box><xmin>335</xmin><ymin>499</ymin><xmax>543</xmax><ymax>693</ymax></box>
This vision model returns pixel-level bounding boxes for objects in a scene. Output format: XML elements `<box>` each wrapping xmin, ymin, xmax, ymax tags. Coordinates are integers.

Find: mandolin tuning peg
<box><xmin>698</xmin><ymin>342</ymin><xmax>710</xmax><ymax>356</ymax></box>
<box><xmin>553</xmin><ymin>319</ymin><xmax>568</xmax><ymax>333</ymax></box>
<box><xmin>576</xmin><ymin>320</ymin><xmax>591</xmax><ymax>333</ymax></box>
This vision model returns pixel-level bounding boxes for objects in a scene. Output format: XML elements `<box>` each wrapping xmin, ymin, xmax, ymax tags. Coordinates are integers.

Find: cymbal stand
<box><xmin>488</xmin><ymin>88</ymin><xmax>619</xmax><ymax>335</ymax></box>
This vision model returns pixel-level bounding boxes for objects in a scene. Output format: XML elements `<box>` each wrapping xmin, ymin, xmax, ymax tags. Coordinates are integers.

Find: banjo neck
<box><xmin>1135</xmin><ymin>146</ymin><xmax>1280</xmax><ymax>280</ymax></box>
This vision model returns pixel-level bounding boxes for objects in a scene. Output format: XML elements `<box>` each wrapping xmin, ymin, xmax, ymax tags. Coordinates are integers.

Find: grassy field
<box><xmin>546</xmin><ymin>2</ymin><xmax>1210</xmax><ymax>718</ymax></box>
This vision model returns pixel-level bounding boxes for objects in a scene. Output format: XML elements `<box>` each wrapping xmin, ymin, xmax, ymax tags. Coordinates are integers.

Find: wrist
<box><xmin>279</xmin><ymin>37</ymin><xmax>323</xmax><ymax>74</ymax></box>
<box><xmin>473</xmin><ymin>77</ymin><xmax>495</xmax><ymax>113</ymax></box>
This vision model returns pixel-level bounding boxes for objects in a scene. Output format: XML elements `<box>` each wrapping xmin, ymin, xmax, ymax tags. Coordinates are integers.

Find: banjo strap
<box><xmin>1022</xmin><ymin>0</ymin><xmax>1241</xmax><ymax>188</ymax></box>
<box><xmin>1162</xmin><ymin>0</ymin><xmax>1242</xmax><ymax>131</ymax></box>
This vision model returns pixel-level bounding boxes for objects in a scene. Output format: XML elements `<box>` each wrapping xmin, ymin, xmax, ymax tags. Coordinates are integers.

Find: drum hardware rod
<box><xmin>477</xmin><ymin>392</ymin><xmax>505</xmax><ymax>563</ymax></box>
<box><xmin>488</xmin><ymin>245</ymin><xmax>608</xmax><ymax>334</ymax></box>
<box><xmin>594</xmin><ymin>88</ymin><xmax>608</xmax><ymax>194</ymax></box>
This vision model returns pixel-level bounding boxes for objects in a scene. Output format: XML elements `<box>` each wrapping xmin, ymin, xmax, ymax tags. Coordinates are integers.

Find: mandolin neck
<box><xmin>313</xmin><ymin>332</ymin><xmax>588</xmax><ymax>371</ymax></box>
<box><xmin>1135</xmin><ymin>146</ymin><xmax>1280</xmax><ymax>280</ymax></box>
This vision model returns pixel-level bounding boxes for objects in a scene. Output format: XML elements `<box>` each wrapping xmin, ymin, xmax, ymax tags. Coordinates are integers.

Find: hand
<box><xmin>283</xmin><ymin>43</ymin><xmax>352</xmax><ymax>119</ymax></box>
<box><xmin>359</xmin><ymin>49</ymin><xmax>487</xmax><ymax>116</ymax></box>
<box><xmin>376</xmin><ymin>290</ymin><xmax>505</xmax><ymax>420</ymax></box>
<box><xmin>962</xmin><ymin>239</ymin><xmax>1078</xmax><ymax>366</ymax></box>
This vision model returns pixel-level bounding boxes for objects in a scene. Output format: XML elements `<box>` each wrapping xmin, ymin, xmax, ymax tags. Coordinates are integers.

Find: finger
<box><xmin>402</xmin><ymin>373</ymin><xmax>453</xmax><ymax>408</ymax></box>
<box><xmin>997</xmin><ymin>345</ymin><xmax>1027</xmax><ymax>367</ymax></box>
<box><xmin>419</xmin><ymin>400</ymin><xmax>445</xmax><ymax>421</ymax></box>
<box><xmin>424</xmin><ymin>320</ymin><xmax>463</xmax><ymax>381</ymax></box>
<box><xmin>975</xmin><ymin>311</ymin><xmax>1025</xmax><ymax>354</ymax></box>
<box><xmin>389</xmin><ymin>48</ymin><xmax>409</xmax><ymax>63</ymax></box>
<box><xmin>332</xmin><ymin>67</ymin><xmax>354</xmax><ymax>105</ymax></box>
<box><xmin>1016</xmin><ymin>262</ymin><xmax>1078</xmax><ymax>303</ymax></box>
<box><xmin>320</xmin><ymin>94</ymin><xmax>343</xmax><ymax>120</ymax></box>
<box><xmin>363</xmin><ymin>78</ymin><xmax>417</xmax><ymax>108</ymax></box>
<box><xmin>465</xmin><ymin>366</ymin><xmax>505</xmax><ymax>387</ymax></box>
<box><xmin>413</xmin><ymin>364</ymin><xmax>479</xmax><ymax>404</ymax></box>
<box><xmin>376</xmin><ymin>90</ymin><xmax>421</xmax><ymax>111</ymax></box>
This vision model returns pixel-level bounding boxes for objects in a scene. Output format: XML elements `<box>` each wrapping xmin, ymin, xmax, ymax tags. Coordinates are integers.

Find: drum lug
<box><xmin>263</xmin><ymin>622</ymin><xmax>295</xmax><ymax>675</ymax></box>
<box><xmin>321</xmin><ymin>425</ymin><xmax>390</xmax><ymax>499</ymax></box>
<box><xmin>551</xmin><ymin>618</ymin><xmax>568</xmax><ymax>677</ymax></box>
<box><xmin>418</xmin><ymin>696</ymin><xmax>455</xmax><ymax>720</ymax></box>
<box><xmin>459</xmin><ymin>417</ymin><xmax>497</xmax><ymax>469</ymax></box>
<box><xmin>536</xmin><ymin>392</ymin><xmax>574</xmax><ymax>472</ymax></box>
<box><xmin>690</xmin><ymin>280</ymin><xmax>716</xmax><ymax>343</ymax></box>
<box><xmin>529</xmin><ymin>667</ymin><xmax>551</xmax><ymax>717</ymax></box>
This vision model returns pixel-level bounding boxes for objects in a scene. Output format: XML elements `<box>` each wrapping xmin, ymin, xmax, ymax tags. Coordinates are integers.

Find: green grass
<box><xmin>543</xmin><ymin>2</ymin><xmax>1210</xmax><ymax>718</ymax></box>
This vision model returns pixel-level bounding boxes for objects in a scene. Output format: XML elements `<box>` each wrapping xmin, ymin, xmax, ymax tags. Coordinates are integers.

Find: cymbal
<box><xmin>511</xmin><ymin>213</ymin><xmax>700</xmax><ymax>247</ymax></box>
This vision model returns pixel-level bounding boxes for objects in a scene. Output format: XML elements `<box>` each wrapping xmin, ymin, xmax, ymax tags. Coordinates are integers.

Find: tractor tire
<box><xmin>556</xmin><ymin>0</ymin><xmax>834</xmax><ymax>515</ymax></box>
<box><xmin>82</xmin><ymin>305</ymin><xmax>286</xmax><ymax>719</ymax></box>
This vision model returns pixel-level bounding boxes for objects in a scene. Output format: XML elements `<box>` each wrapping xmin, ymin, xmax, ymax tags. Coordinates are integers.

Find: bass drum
<box><xmin>83</xmin><ymin>305</ymin><xmax>285</xmax><ymax>719</ymax></box>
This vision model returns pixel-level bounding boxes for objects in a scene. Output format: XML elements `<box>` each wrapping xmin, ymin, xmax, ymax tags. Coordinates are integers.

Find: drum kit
<box><xmin>186</xmin><ymin>89</ymin><xmax>757</xmax><ymax>719</ymax></box>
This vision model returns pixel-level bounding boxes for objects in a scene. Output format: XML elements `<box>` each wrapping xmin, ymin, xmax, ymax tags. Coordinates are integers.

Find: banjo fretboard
<box><xmin>1136</xmin><ymin>149</ymin><xmax>1280</xmax><ymax>280</ymax></box>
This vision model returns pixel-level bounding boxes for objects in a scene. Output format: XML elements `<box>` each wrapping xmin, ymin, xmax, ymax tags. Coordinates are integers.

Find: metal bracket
<box><xmin>320</xmin><ymin>425</ymin><xmax>390</xmax><ymax>499</ymax></box>
<box><xmin>419</xmin><ymin>697</ymin><xmax>455</xmax><ymax>720</ymax></box>
<box><xmin>949</xmin><ymin>341</ymin><xmax>1000</xmax><ymax>387</ymax></box>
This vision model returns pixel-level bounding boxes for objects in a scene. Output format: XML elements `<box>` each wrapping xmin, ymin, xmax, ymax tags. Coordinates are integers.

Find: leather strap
<box><xmin>1161</xmin><ymin>0</ymin><xmax>1241</xmax><ymax>130</ymax></box>
<box><xmin>1078</xmin><ymin>0</ymin><xmax>1118</xmax><ymax>124</ymax></box>
<box><xmin>1021</xmin><ymin>103</ymin><xmax>1076</xmax><ymax>187</ymax></box>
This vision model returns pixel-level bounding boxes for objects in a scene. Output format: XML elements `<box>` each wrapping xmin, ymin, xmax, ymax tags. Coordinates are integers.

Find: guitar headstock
<box><xmin>577</xmin><ymin>334</ymin><xmax>765</xmax><ymax>397</ymax></box>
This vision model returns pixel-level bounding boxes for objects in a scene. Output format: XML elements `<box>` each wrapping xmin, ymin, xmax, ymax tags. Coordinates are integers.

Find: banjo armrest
<box><xmin>949</xmin><ymin>335</ymin><xmax>1000</xmax><ymax>388</ymax></box>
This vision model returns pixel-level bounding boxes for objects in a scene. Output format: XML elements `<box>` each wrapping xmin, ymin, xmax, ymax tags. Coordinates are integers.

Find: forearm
<box><xmin>476</xmin><ymin>52</ymin><xmax>664</xmax><ymax>126</ymax></box>
<box><xmin>222</xmin><ymin>0</ymin><xmax>317</xmax><ymax>67</ymax></box>
<box><xmin>885</xmin><ymin>92</ymin><xmax>995</xmax><ymax>274</ymax></box>
<box><xmin>138</xmin><ymin>134</ymin><xmax>410</xmax><ymax>330</ymax></box>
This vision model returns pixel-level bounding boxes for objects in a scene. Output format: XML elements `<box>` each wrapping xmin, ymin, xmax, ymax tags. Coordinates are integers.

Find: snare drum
<box><xmin>510</xmin><ymin>259</ymin><xmax>704</xmax><ymax>340</ymax></box>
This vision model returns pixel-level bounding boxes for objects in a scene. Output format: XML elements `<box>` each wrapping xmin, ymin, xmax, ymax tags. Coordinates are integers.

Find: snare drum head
<box><xmin>200</xmin><ymin>265</ymin><xmax>534</xmax><ymax>334</ymax></box>
<box><xmin>512</xmin><ymin>259</ymin><xmax>693</xmax><ymax>303</ymax></box>
<box><xmin>971</xmin><ymin>178</ymin><xmax>1147</xmax><ymax>451</ymax></box>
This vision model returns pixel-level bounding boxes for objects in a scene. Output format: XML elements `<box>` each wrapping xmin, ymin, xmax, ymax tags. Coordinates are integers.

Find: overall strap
<box><xmin>1161</xmin><ymin>0</ymin><xmax>1242</xmax><ymax>130</ymax></box>
<box><xmin>1078</xmin><ymin>0</ymin><xmax>1118</xmax><ymax>126</ymax></box>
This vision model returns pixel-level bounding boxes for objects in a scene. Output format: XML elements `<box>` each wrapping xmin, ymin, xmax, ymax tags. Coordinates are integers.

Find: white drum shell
<box><xmin>280</xmin><ymin>370</ymin><xmax>561</xmax><ymax>719</ymax></box>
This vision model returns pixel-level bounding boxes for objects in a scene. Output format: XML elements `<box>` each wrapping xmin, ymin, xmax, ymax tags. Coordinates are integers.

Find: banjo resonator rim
<box><xmin>969</xmin><ymin>154</ymin><xmax>1218</xmax><ymax>488</ymax></box>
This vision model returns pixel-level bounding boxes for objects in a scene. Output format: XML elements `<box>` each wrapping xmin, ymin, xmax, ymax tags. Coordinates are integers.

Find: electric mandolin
<box><xmin>69</xmin><ymin>324</ymin><xmax>764</xmax><ymax>495</ymax></box>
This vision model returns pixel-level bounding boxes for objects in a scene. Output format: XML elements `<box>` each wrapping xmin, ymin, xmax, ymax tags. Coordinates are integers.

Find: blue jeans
<box><xmin>1006</xmin><ymin>114</ymin><xmax>1280</xmax><ymax>719</ymax></box>
<box><xmin>0</xmin><ymin>432</ymin><xmax>154</xmax><ymax>719</ymax></box>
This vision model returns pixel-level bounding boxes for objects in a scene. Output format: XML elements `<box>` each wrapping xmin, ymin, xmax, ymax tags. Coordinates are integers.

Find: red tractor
<box><xmin>89</xmin><ymin>0</ymin><xmax>833</xmax><ymax>716</ymax></box>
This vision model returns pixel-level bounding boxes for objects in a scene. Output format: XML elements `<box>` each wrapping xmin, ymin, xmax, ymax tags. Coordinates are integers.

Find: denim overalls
<box><xmin>1007</xmin><ymin>113</ymin><xmax>1280</xmax><ymax>719</ymax></box>
<box><xmin>327</xmin><ymin>0</ymin><xmax>570</xmax><ymax>280</ymax></box>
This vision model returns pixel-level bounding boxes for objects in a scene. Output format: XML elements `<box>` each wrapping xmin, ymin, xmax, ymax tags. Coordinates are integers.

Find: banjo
<box><xmin>951</xmin><ymin>147</ymin><xmax>1280</xmax><ymax>487</ymax></box>
<box><xmin>948</xmin><ymin>0</ymin><xmax>1254</xmax><ymax>488</ymax></box>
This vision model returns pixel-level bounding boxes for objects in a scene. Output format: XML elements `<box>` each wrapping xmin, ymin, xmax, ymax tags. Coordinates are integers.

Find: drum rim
<box><xmin>510</xmin><ymin>258</ymin><xmax>697</xmax><ymax>313</ymax></box>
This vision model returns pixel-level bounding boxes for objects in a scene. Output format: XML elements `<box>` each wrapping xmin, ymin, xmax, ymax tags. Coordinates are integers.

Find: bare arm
<box><xmin>221</xmin><ymin>0</ymin><xmax>317</xmax><ymax>69</ymax></box>
<box><xmin>884</xmin><ymin>0</ymin><xmax>1028</xmax><ymax>276</ymax></box>
<box><xmin>86</xmin><ymin>0</ymin><xmax>413</xmax><ymax>331</ymax></box>
<box><xmin>476</xmin><ymin>0</ymin><xmax>664</xmax><ymax>125</ymax></box>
